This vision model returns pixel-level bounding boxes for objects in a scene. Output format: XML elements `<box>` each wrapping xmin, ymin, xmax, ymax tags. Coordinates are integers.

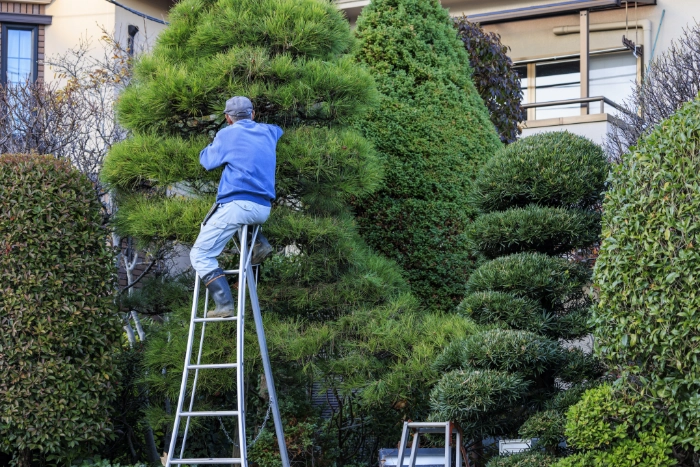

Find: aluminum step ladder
<box><xmin>165</xmin><ymin>225</ymin><xmax>290</xmax><ymax>467</ymax></box>
<box><xmin>396</xmin><ymin>421</ymin><xmax>468</xmax><ymax>467</ymax></box>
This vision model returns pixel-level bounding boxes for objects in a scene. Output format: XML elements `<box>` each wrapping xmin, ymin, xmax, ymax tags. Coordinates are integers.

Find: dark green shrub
<box><xmin>457</xmin><ymin>291</ymin><xmax>555</xmax><ymax>336</ymax></box>
<box><xmin>454</xmin><ymin>16</ymin><xmax>526</xmax><ymax>144</ymax></box>
<box><xmin>519</xmin><ymin>410</ymin><xmax>565</xmax><ymax>452</ymax></box>
<box><xmin>434</xmin><ymin>330</ymin><xmax>562</xmax><ymax>377</ymax></box>
<box><xmin>471</xmin><ymin>132</ymin><xmax>607</xmax><ymax>212</ymax></box>
<box><xmin>352</xmin><ymin>0</ymin><xmax>502</xmax><ymax>310</ymax></box>
<box><xmin>432</xmin><ymin>132</ymin><xmax>607</xmax><ymax>456</ymax></box>
<box><xmin>430</xmin><ymin>369</ymin><xmax>530</xmax><ymax>439</ymax></box>
<box><xmin>0</xmin><ymin>155</ymin><xmax>121</xmax><ymax>466</ymax></box>
<box><xmin>465</xmin><ymin>252</ymin><xmax>590</xmax><ymax>316</ymax></box>
<box><xmin>487</xmin><ymin>452</ymin><xmax>555</xmax><ymax>467</ymax></box>
<box><xmin>468</xmin><ymin>206</ymin><xmax>600</xmax><ymax>258</ymax></box>
<box><xmin>587</xmin><ymin>97</ymin><xmax>700</xmax><ymax>461</ymax></box>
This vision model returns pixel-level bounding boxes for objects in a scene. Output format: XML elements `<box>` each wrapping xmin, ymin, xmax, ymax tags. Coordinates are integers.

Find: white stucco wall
<box><xmin>43</xmin><ymin>0</ymin><xmax>170</xmax><ymax>82</ymax></box>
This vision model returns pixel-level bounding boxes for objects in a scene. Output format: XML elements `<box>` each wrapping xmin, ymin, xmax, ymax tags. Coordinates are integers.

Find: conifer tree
<box><xmin>102</xmin><ymin>0</ymin><xmax>470</xmax><ymax>463</ymax></box>
<box><xmin>429</xmin><ymin>132</ymin><xmax>608</xmax><ymax>462</ymax></box>
<box><xmin>353</xmin><ymin>0</ymin><xmax>502</xmax><ymax>311</ymax></box>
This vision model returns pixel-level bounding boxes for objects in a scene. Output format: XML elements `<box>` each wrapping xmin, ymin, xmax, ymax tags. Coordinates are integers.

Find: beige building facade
<box><xmin>0</xmin><ymin>0</ymin><xmax>170</xmax><ymax>84</ymax></box>
<box><xmin>338</xmin><ymin>0</ymin><xmax>700</xmax><ymax>144</ymax></box>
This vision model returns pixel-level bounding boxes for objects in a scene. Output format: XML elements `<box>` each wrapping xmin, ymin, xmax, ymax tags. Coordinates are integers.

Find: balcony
<box><xmin>520</xmin><ymin>96</ymin><xmax>626</xmax><ymax>144</ymax></box>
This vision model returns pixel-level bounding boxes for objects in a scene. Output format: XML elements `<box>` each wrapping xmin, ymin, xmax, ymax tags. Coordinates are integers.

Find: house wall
<box><xmin>43</xmin><ymin>0</ymin><xmax>115</xmax><ymax>81</ymax></box>
<box><xmin>340</xmin><ymin>0</ymin><xmax>700</xmax><ymax>67</ymax></box>
<box><xmin>470</xmin><ymin>0</ymin><xmax>699</xmax><ymax>65</ymax></box>
<box><xmin>44</xmin><ymin>0</ymin><xmax>170</xmax><ymax>82</ymax></box>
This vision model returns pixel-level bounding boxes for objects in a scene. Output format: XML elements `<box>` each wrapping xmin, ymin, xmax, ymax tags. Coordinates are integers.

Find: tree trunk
<box><xmin>15</xmin><ymin>448</ymin><xmax>31</xmax><ymax>467</ymax></box>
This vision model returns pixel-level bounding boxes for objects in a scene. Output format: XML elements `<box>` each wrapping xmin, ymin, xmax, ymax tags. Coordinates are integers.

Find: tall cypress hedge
<box><xmin>430</xmin><ymin>132</ymin><xmax>608</xmax><ymax>461</ymax></box>
<box><xmin>556</xmin><ymin>98</ymin><xmax>700</xmax><ymax>466</ymax></box>
<box><xmin>0</xmin><ymin>155</ymin><xmax>120</xmax><ymax>466</ymax></box>
<box><xmin>353</xmin><ymin>0</ymin><xmax>502</xmax><ymax>311</ymax></box>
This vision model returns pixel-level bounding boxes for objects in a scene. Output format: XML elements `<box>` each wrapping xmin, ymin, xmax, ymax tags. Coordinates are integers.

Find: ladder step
<box><xmin>187</xmin><ymin>363</ymin><xmax>238</xmax><ymax>370</ymax></box>
<box><xmin>180</xmin><ymin>410</ymin><xmax>239</xmax><ymax>417</ymax></box>
<box><xmin>170</xmin><ymin>458</ymin><xmax>243</xmax><ymax>465</ymax></box>
<box><xmin>193</xmin><ymin>317</ymin><xmax>238</xmax><ymax>323</ymax></box>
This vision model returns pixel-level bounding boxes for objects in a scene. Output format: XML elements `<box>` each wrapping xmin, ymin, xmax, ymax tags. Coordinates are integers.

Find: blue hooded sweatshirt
<box><xmin>199</xmin><ymin>119</ymin><xmax>283</xmax><ymax>206</ymax></box>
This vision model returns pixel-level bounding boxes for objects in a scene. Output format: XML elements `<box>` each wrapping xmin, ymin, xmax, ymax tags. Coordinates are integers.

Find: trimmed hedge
<box><xmin>0</xmin><ymin>155</ymin><xmax>120</xmax><ymax>465</ymax></box>
<box><xmin>554</xmin><ymin>385</ymin><xmax>676</xmax><ymax>467</ymax></box>
<box><xmin>465</xmin><ymin>252</ymin><xmax>590</xmax><ymax>313</ymax></box>
<box><xmin>471</xmin><ymin>132</ymin><xmax>607</xmax><ymax>212</ymax></box>
<box><xmin>432</xmin><ymin>132</ymin><xmax>607</xmax><ymax>452</ymax></box>
<box><xmin>468</xmin><ymin>206</ymin><xmax>601</xmax><ymax>258</ymax></box>
<box><xmin>433</xmin><ymin>330</ymin><xmax>563</xmax><ymax>377</ymax></box>
<box><xmin>586</xmin><ymin>97</ymin><xmax>700</xmax><ymax>459</ymax></box>
<box><xmin>353</xmin><ymin>0</ymin><xmax>502</xmax><ymax>310</ymax></box>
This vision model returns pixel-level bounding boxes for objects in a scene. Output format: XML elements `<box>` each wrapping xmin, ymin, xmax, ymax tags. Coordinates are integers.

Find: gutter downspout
<box><xmin>553</xmin><ymin>20</ymin><xmax>652</xmax><ymax>68</ymax></box>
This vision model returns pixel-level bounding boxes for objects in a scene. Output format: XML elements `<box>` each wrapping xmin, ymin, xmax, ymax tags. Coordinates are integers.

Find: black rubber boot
<box><xmin>251</xmin><ymin>233</ymin><xmax>274</xmax><ymax>264</ymax></box>
<box><xmin>202</xmin><ymin>268</ymin><xmax>235</xmax><ymax>318</ymax></box>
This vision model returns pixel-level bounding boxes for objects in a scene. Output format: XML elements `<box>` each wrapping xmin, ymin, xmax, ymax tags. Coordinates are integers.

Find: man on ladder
<box><xmin>190</xmin><ymin>96</ymin><xmax>283</xmax><ymax>318</ymax></box>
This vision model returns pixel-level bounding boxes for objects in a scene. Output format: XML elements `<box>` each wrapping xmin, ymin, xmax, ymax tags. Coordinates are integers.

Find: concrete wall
<box><xmin>521</xmin><ymin>118</ymin><xmax>612</xmax><ymax>146</ymax></box>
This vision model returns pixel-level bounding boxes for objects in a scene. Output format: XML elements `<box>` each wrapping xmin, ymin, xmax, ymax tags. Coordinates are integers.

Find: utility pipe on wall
<box><xmin>553</xmin><ymin>20</ymin><xmax>652</xmax><ymax>68</ymax></box>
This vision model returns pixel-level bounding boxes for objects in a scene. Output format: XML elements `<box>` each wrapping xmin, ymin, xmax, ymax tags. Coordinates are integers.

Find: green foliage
<box><xmin>75</xmin><ymin>459</ymin><xmax>147</xmax><ymax>467</ymax></box>
<box><xmin>454</xmin><ymin>16</ymin><xmax>526</xmax><ymax>144</ymax></box>
<box><xmin>471</xmin><ymin>132</ymin><xmax>607</xmax><ymax>212</ymax></box>
<box><xmin>0</xmin><ymin>155</ymin><xmax>121</xmax><ymax>465</ymax></box>
<box><xmin>430</xmin><ymin>369</ymin><xmax>530</xmax><ymax>439</ymax></box>
<box><xmin>586</xmin><ymin>97</ymin><xmax>700</xmax><ymax>461</ymax></box>
<box><xmin>554</xmin><ymin>385</ymin><xmax>676</xmax><ymax>467</ymax></box>
<box><xmin>466</xmin><ymin>252</ymin><xmax>591</xmax><ymax>319</ymax></box>
<box><xmin>468</xmin><ymin>206</ymin><xmax>600</xmax><ymax>258</ymax></box>
<box><xmin>519</xmin><ymin>410</ymin><xmax>565</xmax><ymax>451</ymax></box>
<box><xmin>104</xmin><ymin>1</ymin><xmax>479</xmax><ymax>464</ymax></box>
<box><xmin>352</xmin><ymin>0</ymin><xmax>502</xmax><ymax>310</ymax></box>
<box><xmin>487</xmin><ymin>451</ymin><xmax>555</xmax><ymax>467</ymax></box>
<box><xmin>433</xmin><ymin>330</ymin><xmax>562</xmax><ymax>378</ymax></box>
<box><xmin>433</xmin><ymin>132</ymin><xmax>607</xmax><ymax>458</ymax></box>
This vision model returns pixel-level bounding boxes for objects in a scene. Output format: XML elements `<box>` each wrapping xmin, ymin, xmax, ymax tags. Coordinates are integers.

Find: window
<box><xmin>2</xmin><ymin>24</ymin><xmax>38</xmax><ymax>84</ymax></box>
<box><xmin>536</xmin><ymin>59</ymin><xmax>581</xmax><ymax>119</ymax></box>
<box><xmin>515</xmin><ymin>50</ymin><xmax>640</xmax><ymax>120</ymax></box>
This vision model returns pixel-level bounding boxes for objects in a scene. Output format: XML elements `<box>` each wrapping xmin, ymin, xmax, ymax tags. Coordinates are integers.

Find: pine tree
<box><xmin>102</xmin><ymin>0</ymin><xmax>475</xmax><ymax>464</ymax></box>
<box><xmin>429</xmin><ymin>132</ymin><xmax>608</xmax><ymax>462</ymax></box>
<box><xmin>352</xmin><ymin>0</ymin><xmax>502</xmax><ymax>311</ymax></box>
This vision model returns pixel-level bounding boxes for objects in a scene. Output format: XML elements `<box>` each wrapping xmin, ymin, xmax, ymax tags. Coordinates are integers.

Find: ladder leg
<box><xmin>455</xmin><ymin>425</ymin><xmax>462</xmax><ymax>467</ymax></box>
<box><xmin>408</xmin><ymin>431</ymin><xmax>420</xmax><ymax>467</ymax></box>
<box><xmin>397</xmin><ymin>422</ymin><xmax>409</xmax><ymax>467</ymax></box>
<box><xmin>444</xmin><ymin>423</ymin><xmax>451</xmax><ymax>467</ymax></box>
<box><xmin>180</xmin><ymin>289</ymin><xmax>209</xmax><ymax>459</ymax></box>
<box><xmin>166</xmin><ymin>274</ymin><xmax>202</xmax><ymax>467</ymax></box>
<box><xmin>236</xmin><ymin>225</ymin><xmax>249</xmax><ymax>467</ymax></box>
<box><xmin>246</xmin><ymin>260</ymin><xmax>291</xmax><ymax>467</ymax></box>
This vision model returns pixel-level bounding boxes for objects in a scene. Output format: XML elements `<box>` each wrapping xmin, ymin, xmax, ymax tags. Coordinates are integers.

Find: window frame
<box><xmin>1</xmin><ymin>23</ymin><xmax>39</xmax><ymax>85</ymax></box>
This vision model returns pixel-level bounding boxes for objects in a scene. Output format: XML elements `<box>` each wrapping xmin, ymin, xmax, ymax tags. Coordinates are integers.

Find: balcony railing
<box><xmin>522</xmin><ymin>96</ymin><xmax>627</xmax><ymax>119</ymax></box>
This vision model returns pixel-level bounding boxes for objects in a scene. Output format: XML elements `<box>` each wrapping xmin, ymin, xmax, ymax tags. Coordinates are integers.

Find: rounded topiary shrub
<box><xmin>471</xmin><ymin>131</ymin><xmax>608</xmax><ymax>212</ymax></box>
<box><xmin>432</xmin><ymin>132</ymin><xmax>607</xmax><ymax>452</ymax></box>
<box><xmin>0</xmin><ymin>155</ymin><xmax>120</xmax><ymax>466</ymax></box>
<box><xmin>590</xmin><ymin>97</ymin><xmax>700</xmax><ymax>459</ymax></box>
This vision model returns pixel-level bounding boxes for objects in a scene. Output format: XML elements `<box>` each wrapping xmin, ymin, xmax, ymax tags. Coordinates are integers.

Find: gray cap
<box><xmin>224</xmin><ymin>96</ymin><xmax>253</xmax><ymax>118</ymax></box>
